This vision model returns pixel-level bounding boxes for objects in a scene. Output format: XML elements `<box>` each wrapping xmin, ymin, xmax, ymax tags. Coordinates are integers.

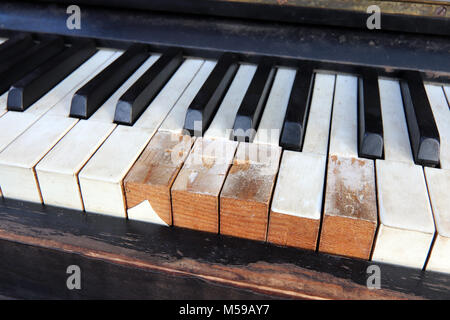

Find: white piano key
<box><xmin>0</xmin><ymin>92</ymin><xmax>7</xmax><ymax>117</ymax></box>
<box><xmin>378</xmin><ymin>79</ymin><xmax>414</xmax><ymax>163</ymax></box>
<box><xmin>0</xmin><ymin>115</ymin><xmax>78</xmax><ymax>203</ymax></box>
<box><xmin>78</xmin><ymin>59</ymin><xmax>204</xmax><ymax>217</ymax></box>
<box><xmin>158</xmin><ymin>60</ymin><xmax>214</xmax><ymax>134</ymax></box>
<box><xmin>133</xmin><ymin>58</ymin><xmax>205</xmax><ymax>131</ymax></box>
<box><xmin>204</xmin><ymin>63</ymin><xmax>256</xmax><ymax>139</ymax></box>
<box><xmin>268</xmin><ymin>150</ymin><xmax>326</xmax><ymax>248</ymax></box>
<box><xmin>372</xmin><ymin>160</ymin><xmax>435</xmax><ymax>268</ymax></box>
<box><xmin>302</xmin><ymin>73</ymin><xmax>336</xmax><ymax>155</ymax></box>
<box><xmin>35</xmin><ymin>55</ymin><xmax>162</xmax><ymax>210</ymax></box>
<box><xmin>444</xmin><ymin>86</ymin><xmax>449</xmax><ymax>107</ymax></box>
<box><xmin>425</xmin><ymin>168</ymin><xmax>450</xmax><ymax>273</ymax></box>
<box><xmin>0</xmin><ymin>50</ymin><xmax>119</xmax><ymax>153</ymax></box>
<box><xmin>328</xmin><ymin>74</ymin><xmax>358</xmax><ymax>158</ymax></box>
<box><xmin>424</xmin><ymin>84</ymin><xmax>450</xmax><ymax>169</ymax></box>
<box><xmin>251</xmin><ymin>68</ymin><xmax>296</xmax><ymax>145</ymax></box>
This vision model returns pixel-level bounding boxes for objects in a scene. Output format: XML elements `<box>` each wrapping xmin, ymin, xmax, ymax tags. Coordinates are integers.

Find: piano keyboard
<box><xmin>0</xmin><ymin>35</ymin><xmax>449</xmax><ymax>274</ymax></box>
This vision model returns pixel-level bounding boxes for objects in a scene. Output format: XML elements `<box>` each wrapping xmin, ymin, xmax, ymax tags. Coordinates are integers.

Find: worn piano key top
<box><xmin>114</xmin><ymin>48</ymin><xmax>183</xmax><ymax>125</ymax></box>
<box><xmin>358</xmin><ymin>70</ymin><xmax>384</xmax><ymax>159</ymax></box>
<box><xmin>231</xmin><ymin>60</ymin><xmax>276</xmax><ymax>142</ymax></box>
<box><xmin>0</xmin><ymin>37</ymin><xmax>64</xmax><ymax>94</ymax></box>
<box><xmin>253</xmin><ymin>68</ymin><xmax>296</xmax><ymax>146</ymax></box>
<box><xmin>0</xmin><ymin>115</ymin><xmax>78</xmax><ymax>203</ymax></box>
<box><xmin>171</xmin><ymin>138</ymin><xmax>238</xmax><ymax>232</ymax></box>
<box><xmin>220</xmin><ymin>142</ymin><xmax>282</xmax><ymax>241</ymax></box>
<box><xmin>70</xmin><ymin>43</ymin><xmax>149</xmax><ymax>119</ymax></box>
<box><xmin>400</xmin><ymin>71</ymin><xmax>440</xmax><ymax>167</ymax></box>
<box><xmin>268</xmin><ymin>151</ymin><xmax>325</xmax><ymax>249</ymax></box>
<box><xmin>78</xmin><ymin>59</ymin><xmax>203</xmax><ymax>217</ymax></box>
<box><xmin>319</xmin><ymin>75</ymin><xmax>378</xmax><ymax>259</ymax></box>
<box><xmin>267</xmin><ymin>73</ymin><xmax>335</xmax><ymax>250</ymax></box>
<box><xmin>7</xmin><ymin>39</ymin><xmax>97</xmax><ymax>111</ymax></box>
<box><xmin>35</xmin><ymin>56</ymin><xmax>159</xmax><ymax>211</ymax></box>
<box><xmin>124</xmin><ymin>132</ymin><xmax>195</xmax><ymax>225</ymax></box>
<box><xmin>183</xmin><ymin>53</ymin><xmax>238</xmax><ymax>136</ymax></box>
<box><xmin>372</xmin><ymin>79</ymin><xmax>435</xmax><ymax>269</ymax></box>
<box><xmin>123</xmin><ymin>60</ymin><xmax>207</xmax><ymax>224</ymax></box>
<box><xmin>0</xmin><ymin>34</ymin><xmax>33</xmax><ymax>62</ymax></box>
<box><xmin>423</xmin><ymin>84</ymin><xmax>450</xmax><ymax>273</ymax></box>
<box><xmin>373</xmin><ymin>160</ymin><xmax>434</xmax><ymax>268</ymax></box>
<box><xmin>425</xmin><ymin>168</ymin><xmax>450</xmax><ymax>273</ymax></box>
<box><xmin>278</xmin><ymin>66</ymin><xmax>314</xmax><ymax>151</ymax></box>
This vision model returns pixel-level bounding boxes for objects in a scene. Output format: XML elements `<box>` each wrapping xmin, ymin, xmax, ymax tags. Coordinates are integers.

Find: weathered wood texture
<box><xmin>124</xmin><ymin>131</ymin><xmax>195</xmax><ymax>225</ymax></box>
<box><xmin>220</xmin><ymin>143</ymin><xmax>282</xmax><ymax>241</ymax></box>
<box><xmin>1</xmin><ymin>199</ymin><xmax>449</xmax><ymax>299</ymax></box>
<box><xmin>319</xmin><ymin>156</ymin><xmax>378</xmax><ymax>260</ymax></box>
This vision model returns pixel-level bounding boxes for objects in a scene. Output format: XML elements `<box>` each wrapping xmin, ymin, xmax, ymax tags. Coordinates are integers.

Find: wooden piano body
<box><xmin>0</xmin><ymin>0</ymin><xmax>449</xmax><ymax>299</ymax></box>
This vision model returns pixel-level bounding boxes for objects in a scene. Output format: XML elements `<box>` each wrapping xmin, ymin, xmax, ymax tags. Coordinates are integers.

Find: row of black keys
<box><xmin>0</xmin><ymin>35</ymin><xmax>441</xmax><ymax>167</ymax></box>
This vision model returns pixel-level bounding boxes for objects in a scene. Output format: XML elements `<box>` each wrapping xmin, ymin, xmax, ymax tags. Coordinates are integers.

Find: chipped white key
<box><xmin>204</xmin><ymin>63</ymin><xmax>256</xmax><ymax>140</ymax></box>
<box><xmin>0</xmin><ymin>115</ymin><xmax>78</xmax><ymax>202</ymax></box>
<box><xmin>252</xmin><ymin>67</ymin><xmax>296</xmax><ymax>145</ymax></box>
<box><xmin>373</xmin><ymin>79</ymin><xmax>435</xmax><ymax>269</ymax></box>
<box><xmin>267</xmin><ymin>73</ymin><xmax>335</xmax><ymax>250</ymax></box>
<box><xmin>35</xmin><ymin>56</ymin><xmax>161</xmax><ymax>210</ymax></box>
<box><xmin>158</xmin><ymin>60</ymin><xmax>214</xmax><ymax>134</ymax></box>
<box><xmin>79</xmin><ymin>59</ymin><xmax>204</xmax><ymax>217</ymax></box>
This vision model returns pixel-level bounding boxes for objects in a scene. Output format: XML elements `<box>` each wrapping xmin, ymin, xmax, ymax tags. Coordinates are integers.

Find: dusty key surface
<box><xmin>171</xmin><ymin>138</ymin><xmax>238</xmax><ymax>233</ymax></box>
<box><xmin>319</xmin><ymin>156</ymin><xmax>378</xmax><ymax>259</ymax></box>
<box><xmin>220</xmin><ymin>142</ymin><xmax>281</xmax><ymax>241</ymax></box>
<box><xmin>124</xmin><ymin>131</ymin><xmax>195</xmax><ymax>225</ymax></box>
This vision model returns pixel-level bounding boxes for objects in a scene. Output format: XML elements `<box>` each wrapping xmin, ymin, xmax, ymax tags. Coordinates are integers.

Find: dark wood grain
<box><xmin>0</xmin><ymin>198</ymin><xmax>449</xmax><ymax>299</ymax></box>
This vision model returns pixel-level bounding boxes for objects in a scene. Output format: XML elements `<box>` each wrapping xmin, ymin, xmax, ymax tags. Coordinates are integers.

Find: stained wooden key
<box><xmin>400</xmin><ymin>71</ymin><xmax>440</xmax><ymax>167</ymax></box>
<box><xmin>171</xmin><ymin>138</ymin><xmax>238</xmax><ymax>233</ymax></box>
<box><xmin>220</xmin><ymin>142</ymin><xmax>282</xmax><ymax>241</ymax></box>
<box><xmin>0</xmin><ymin>37</ymin><xmax>64</xmax><ymax>94</ymax></box>
<box><xmin>124</xmin><ymin>132</ymin><xmax>195</xmax><ymax>225</ymax></box>
<box><xmin>7</xmin><ymin>39</ymin><xmax>97</xmax><ymax>111</ymax></box>
<box><xmin>279</xmin><ymin>66</ymin><xmax>314</xmax><ymax>151</ymax></box>
<box><xmin>70</xmin><ymin>43</ymin><xmax>149</xmax><ymax>119</ymax></box>
<box><xmin>0</xmin><ymin>33</ymin><xmax>34</xmax><ymax>62</ymax></box>
<box><xmin>114</xmin><ymin>47</ymin><xmax>183</xmax><ymax>125</ymax></box>
<box><xmin>231</xmin><ymin>59</ymin><xmax>276</xmax><ymax>142</ymax></box>
<box><xmin>183</xmin><ymin>52</ymin><xmax>238</xmax><ymax>136</ymax></box>
<box><xmin>358</xmin><ymin>70</ymin><xmax>384</xmax><ymax>159</ymax></box>
<box><xmin>319</xmin><ymin>75</ymin><xmax>378</xmax><ymax>260</ymax></box>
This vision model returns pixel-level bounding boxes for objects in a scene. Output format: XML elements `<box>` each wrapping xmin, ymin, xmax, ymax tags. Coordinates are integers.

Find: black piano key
<box><xmin>0</xmin><ymin>37</ymin><xmax>64</xmax><ymax>95</ymax></box>
<box><xmin>279</xmin><ymin>67</ymin><xmax>315</xmax><ymax>151</ymax></box>
<box><xmin>358</xmin><ymin>70</ymin><xmax>384</xmax><ymax>159</ymax></box>
<box><xmin>400</xmin><ymin>71</ymin><xmax>440</xmax><ymax>167</ymax></box>
<box><xmin>114</xmin><ymin>47</ymin><xmax>183</xmax><ymax>125</ymax></box>
<box><xmin>231</xmin><ymin>59</ymin><xmax>275</xmax><ymax>142</ymax></box>
<box><xmin>183</xmin><ymin>52</ymin><xmax>238</xmax><ymax>136</ymax></box>
<box><xmin>7</xmin><ymin>39</ymin><xmax>97</xmax><ymax>112</ymax></box>
<box><xmin>0</xmin><ymin>34</ymin><xmax>34</xmax><ymax>62</ymax></box>
<box><xmin>70</xmin><ymin>43</ymin><xmax>149</xmax><ymax>119</ymax></box>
